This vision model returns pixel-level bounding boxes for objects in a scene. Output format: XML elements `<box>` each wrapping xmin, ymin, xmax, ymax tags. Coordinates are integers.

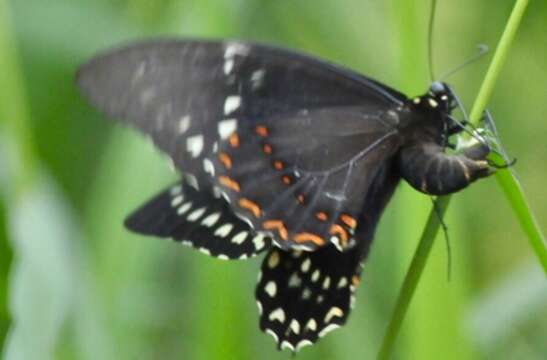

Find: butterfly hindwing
<box><xmin>125</xmin><ymin>181</ymin><xmax>272</xmax><ymax>259</ymax></box>
<box><xmin>256</xmin><ymin>245</ymin><xmax>363</xmax><ymax>351</ymax></box>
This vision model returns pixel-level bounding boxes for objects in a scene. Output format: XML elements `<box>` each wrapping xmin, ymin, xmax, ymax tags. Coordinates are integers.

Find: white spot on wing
<box><xmin>264</xmin><ymin>281</ymin><xmax>277</xmax><ymax>297</ymax></box>
<box><xmin>223</xmin><ymin>58</ymin><xmax>234</xmax><ymax>74</ymax></box>
<box><xmin>177</xmin><ymin>202</ymin><xmax>193</xmax><ymax>215</ymax></box>
<box><xmin>218</xmin><ymin>119</ymin><xmax>237</xmax><ymax>139</ymax></box>
<box><xmin>212</xmin><ymin>186</ymin><xmax>222</xmax><ymax>198</ymax></box>
<box><xmin>337</xmin><ymin>277</ymin><xmax>348</xmax><ymax>289</ymax></box>
<box><xmin>178</xmin><ymin>115</ymin><xmax>191</xmax><ymax>134</ymax></box>
<box><xmin>224</xmin><ymin>96</ymin><xmax>241</xmax><ymax>115</ymax></box>
<box><xmin>301</xmin><ymin>287</ymin><xmax>312</xmax><ymax>300</ymax></box>
<box><xmin>305</xmin><ymin>318</ymin><xmax>317</xmax><ymax>331</ymax></box>
<box><xmin>318</xmin><ymin>323</ymin><xmax>340</xmax><ymax>338</ymax></box>
<box><xmin>288</xmin><ymin>272</ymin><xmax>302</xmax><ymax>288</ymax></box>
<box><xmin>199</xmin><ymin>248</ymin><xmax>211</xmax><ymax>256</ymax></box>
<box><xmin>171</xmin><ymin>195</ymin><xmax>183</xmax><ymax>207</ymax></box>
<box><xmin>311</xmin><ymin>270</ymin><xmax>320</xmax><ymax>282</ymax></box>
<box><xmin>267</xmin><ymin>250</ymin><xmax>280</xmax><ymax>268</ymax></box>
<box><xmin>186</xmin><ymin>135</ymin><xmax>204</xmax><ymax>158</ymax></box>
<box><xmin>268</xmin><ymin>308</ymin><xmax>286</xmax><ymax>323</ymax></box>
<box><xmin>322</xmin><ymin>276</ymin><xmax>331</xmax><ymax>290</ymax></box>
<box><xmin>224</xmin><ymin>42</ymin><xmax>250</xmax><ymax>59</ymax></box>
<box><xmin>203</xmin><ymin>158</ymin><xmax>215</xmax><ymax>176</ymax></box>
<box><xmin>185</xmin><ymin>174</ymin><xmax>199</xmax><ymax>190</ymax></box>
<box><xmin>324</xmin><ymin>307</ymin><xmax>344</xmax><ymax>323</ymax></box>
<box><xmin>331</xmin><ymin>236</ymin><xmax>343</xmax><ymax>252</ymax></box>
<box><xmin>280</xmin><ymin>341</ymin><xmax>294</xmax><ymax>351</ymax></box>
<box><xmin>231</xmin><ymin>231</ymin><xmax>248</xmax><ymax>245</ymax></box>
<box><xmin>301</xmin><ymin>258</ymin><xmax>311</xmax><ymax>273</ymax></box>
<box><xmin>265</xmin><ymin>329</ymin><xmax>278</xmax><ymax>343</ymax></box>
<box><xmin>170</xmin><ymin>185</ymin><xmax>182</xmax><ymax>196</ymax></box>
<box><xmin>201</xmin><ymin>212</ymin><xmax>221</xmax><ymax>227</ymax></box>
<box><xmin>187</xmin><ymin>207</ymin><xmax>206</xmax><ymax>222</ymax></box>
<box><xmin>296</xmin><ymin>340</ymin><xmax>313</xmax><ymax>351</ymax></box>
<box><xmin>252</xmin><ymin>233</ymin><xmax>266</xmax><ymax>251</ymax></box>
<box><xmin>289</xmin><ymin>319</ymin><xmax>301</xmax><ymax>335</ymax></box>
<box><xmin>251</xmin><ymin>69</ymin><xmax>265</xmax><ymax>89</ymax></box>
<box><xmin>214</xmin><ymin>223</ymin><xmax>234</xmax><ymax>237</ymax></box>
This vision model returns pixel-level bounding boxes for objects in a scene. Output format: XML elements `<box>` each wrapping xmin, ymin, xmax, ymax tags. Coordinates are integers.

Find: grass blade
<box><xmin>378</xmin><ymin>0</ymin><xmax>537</xmax><ymax>358</ymax></box>
<box><xmin>495</xmin><ymin>168</ymin><xmax>547</xmax><ymax>272</ymax></box>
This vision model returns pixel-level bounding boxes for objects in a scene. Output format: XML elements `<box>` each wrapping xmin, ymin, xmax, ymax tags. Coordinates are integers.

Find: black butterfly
<box><xmin>77</xmin><ymin>39</ymin><xmax>493</xmax><ymax>352</ymax></box>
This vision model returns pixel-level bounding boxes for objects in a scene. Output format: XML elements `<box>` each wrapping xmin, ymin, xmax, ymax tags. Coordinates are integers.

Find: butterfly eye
<box><xmin>430</xmin><ymin>81</ymin><xmax>445</xmax><ymax>94</ymax></box>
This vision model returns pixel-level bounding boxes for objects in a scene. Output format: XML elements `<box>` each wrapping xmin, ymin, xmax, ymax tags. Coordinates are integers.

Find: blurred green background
<box><xmin>1</xmin><ymin>0</ymin><xmax>546</xmax><ymax>359</ymax></box>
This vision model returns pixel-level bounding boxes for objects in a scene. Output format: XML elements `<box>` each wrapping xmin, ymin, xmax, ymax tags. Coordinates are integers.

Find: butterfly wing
<box><xmin>214</xmin><ymin>107</ymin><xmax>402</xmax><ymax>250</ymax></box>
<box><xmin>256</xmin><ymin>245</ymin><xmax>363</xmax><ymax>351</ymax></box>
<box><xmin>77</xmin><ymin>39</ymin><xmax>406</xmax><ymax>250</ymax></box>
<box><xmin>125</xmin><ymin>182</ymin><xmax>272</xmax><ymax>259</ymax></box>
<box><xmin>254</xmin><ymin>144</ymin><xmax>402</xmax><ymax>350</ymax></box>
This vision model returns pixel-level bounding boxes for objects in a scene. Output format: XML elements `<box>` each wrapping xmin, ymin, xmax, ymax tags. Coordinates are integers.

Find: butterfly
<box><xmin>76</xmin><ymin>39</ymin><xmax>493</xmax><ymax>352</ymax></box>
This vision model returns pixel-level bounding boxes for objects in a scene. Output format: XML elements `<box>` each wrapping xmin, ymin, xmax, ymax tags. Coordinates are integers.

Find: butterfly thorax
<box><xmin>396</xmin><ymin>83</ymin><xmax>455</xmax><ymax>147</ymax></box>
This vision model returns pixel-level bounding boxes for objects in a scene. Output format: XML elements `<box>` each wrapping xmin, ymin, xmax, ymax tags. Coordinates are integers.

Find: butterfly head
<box><xmin>410</xmin><ymin>81</ymin><xmax>455</xmax><ymax>114</ymax></box>
<box><xmin>427</xmin><ymin>81</ymin><xmax>455</xmax><ymax>111</ymax></box>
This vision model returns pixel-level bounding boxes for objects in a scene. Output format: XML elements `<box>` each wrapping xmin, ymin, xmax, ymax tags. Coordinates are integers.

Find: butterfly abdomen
<box><xmin>397</xmin><ymin>142</ymin><xmax>492</xmax><ymax>195</ymax></box>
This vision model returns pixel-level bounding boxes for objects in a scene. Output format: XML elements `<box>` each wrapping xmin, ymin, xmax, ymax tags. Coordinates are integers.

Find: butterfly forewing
<box><xmin>77</xmin><ymin>39</ymin><xmax>406</xmax><ymax>250</ymax></box>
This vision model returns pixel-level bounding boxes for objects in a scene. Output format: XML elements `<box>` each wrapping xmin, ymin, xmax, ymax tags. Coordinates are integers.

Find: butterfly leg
<box><xmin>397</xmin><ymin>142</ymin><xmax>494</xmax><ymax>196</ymax></box>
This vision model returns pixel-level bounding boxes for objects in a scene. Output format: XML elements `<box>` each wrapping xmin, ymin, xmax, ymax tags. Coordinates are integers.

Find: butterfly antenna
<box><xmin>439</xmin><ymin>44</ymin><xmax>489</xmax><ymax>81</ymax></box>
<box><xmin>428</xmin><ymin>0</ymin><xmax>438</xmax><ymax>82</ymax></box>
<box><xmin>431</xmin><ymin>197</ymin><xmax>452</xmax><ymax>281</ymax></box>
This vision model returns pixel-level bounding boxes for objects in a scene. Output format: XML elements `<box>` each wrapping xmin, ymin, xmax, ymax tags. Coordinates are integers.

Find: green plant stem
<box><xmin>378</xmin><ymin>0</ymin><xmax>534</xmax><ymax>358</ymax></box>
<box><xmin>378</xmin><ymin>197</ymin><xmax>450</xmax><ymax>360</ymax></box>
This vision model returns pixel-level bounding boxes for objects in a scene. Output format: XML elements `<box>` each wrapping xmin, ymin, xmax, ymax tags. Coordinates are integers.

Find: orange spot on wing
<box><xmin>330</xmin><ymin>224</ymin><xmax>349</xmax><ymax>246</ymax></box>
<box><xmin>256</xmin><ymin>126</ymin><xmax>269</xmax><ymax>137</ymax></box>
<box><xmin>218</xmin><ymin>175</ymin><xmax>240</xmax><ymax>192</ymax></box>
<box><xmin>297</xmin><ymin>194</ymin><xmax>305</xmax><ymax>204</ymax></box>
<box><xmin>281</xmin><ymin>175</ymin><xmax>292</xmax><ymax>185</ymax></box>
<box><xmin>238</xmin><ymin>198</ymin><xmax>262</xmax><ymax>218</ymax></box>
<box><xmin>273</xmin><ymin>160</ymin><xmax>284</xmax><ymax>170</ymax></box>
<box><xmin>315</xmin><ymin>212</ymin><xmax>328</xmax><ymax>221</ymax></box>
<box><xmin>263</xmin><ymin>220</ymin><xmax>288</xmax><ymax>241</ymax></box>
<box><xmin>293</xmin><ymin>232</ymin><xmax>325</xmax><ymax>246</ymax></box>
<box><xmin>229</xmin><ymin>133</ymin><xmax>240</xmax><ymax>148</ymax></box>
<box><xmin>340</xmin><ymin>214</ymin><xmax>357</xmax><ymax>229</ymax></box>
<box><xmin>263</xmin><ymin>144</ymin><xmax>272</xmax><ymax>154</ymax></box>
<box><xmin>351</xmin><ymin>275</ymin><xmax>360</xmax><ymax>287</ymax></box>
<box><xmin>218</xmin><ymin>152</ymin><xmax>232</xmax><ymax>169</ymax></box>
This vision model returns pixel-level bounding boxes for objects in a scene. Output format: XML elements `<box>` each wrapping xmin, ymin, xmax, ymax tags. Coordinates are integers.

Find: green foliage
<box><xmin>1</xmin><ymin>0</ymin><xmax>546</xmax><ymax>359</ymax></box>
